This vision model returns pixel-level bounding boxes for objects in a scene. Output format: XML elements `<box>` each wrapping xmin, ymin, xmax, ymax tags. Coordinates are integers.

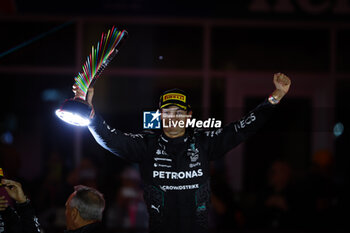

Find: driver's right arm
<box><xmin>74</xmin><ymin>86</ymin><xmax>146</xmax><ymax>163</ymax></box>
<box><xmin>88</xmin><ymin>113</ymin><xmax>146</xmax><ymax>163</ymax></box>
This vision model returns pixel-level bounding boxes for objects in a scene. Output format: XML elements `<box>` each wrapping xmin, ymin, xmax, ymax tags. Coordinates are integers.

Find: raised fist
<box><xmin>273</xmin><ymin>73</ymin><xmax>291</xmax><ymax>95</ymax></box>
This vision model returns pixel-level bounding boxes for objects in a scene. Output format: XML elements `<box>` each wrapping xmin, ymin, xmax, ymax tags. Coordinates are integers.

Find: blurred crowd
<box><xmin>0</xmin><ymin>143</ymin><xmax>348</xmax><ymax>233</ymax></box>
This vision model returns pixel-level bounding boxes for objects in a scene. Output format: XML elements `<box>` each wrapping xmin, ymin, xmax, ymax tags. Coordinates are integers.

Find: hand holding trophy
<box><xmin>56</xmin><ymin>27</ymin><xmax>127</xmax><ymax>126</ymax></box>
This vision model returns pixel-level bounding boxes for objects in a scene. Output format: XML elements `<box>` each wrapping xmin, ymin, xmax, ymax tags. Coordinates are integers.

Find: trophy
<box><xmin>56</xmin><ymin>26</ymin><xmax>127</xmax><ymax>126</ymax></box>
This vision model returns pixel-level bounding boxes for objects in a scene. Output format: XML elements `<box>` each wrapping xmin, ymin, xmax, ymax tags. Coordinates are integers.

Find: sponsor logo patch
<box><xmin>189</xmin><ymin>162</ymin><xmax>201</xmax><ymax>168</ymax></box>
<box><xmin>154</xmin><ymin>157</ymin><xmax>172</xmax><ymax>162</ymax></box>
<box><xmin>163</xmin><ymin>93</ymin><xmax>186</xmax><ymax>103</ymax></box>
<box><xmin>154</xmin><ymin>163</ymin><xmax>172</xmax><ymax>168</ymax></box>
<box><xmin>151</xmin><ymin>205</ymin><xmax>160</xmax><ymax>213</ymax></box>
<box><xmin>160</xmin><ymin>184</ymin><xmax>199</xmax><ymax>191</ymax></box>
<box><xmin>153</xmin><ymin>169</ymin><xmax>203</xmax><ymax>179</ymax></box>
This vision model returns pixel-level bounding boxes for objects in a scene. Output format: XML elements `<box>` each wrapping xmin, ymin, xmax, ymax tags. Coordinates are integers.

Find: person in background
<box><xmin>65</xmin><ymin>185</ymin><xmax>106</xmax><ymax>233</ymax></box>
<box><xmin>1</xmin><ymin>179</ymin><xmax>106</xmax><ymax>233</ymax></box>
<box><xmin>0</xmin><ymin>179</ymin><xmax>41</xmax><ymax>233</ymax></box>
<box><xmin>106</xmin><ymin>166</ymin><xmax>148</xmax><ymax>232</ymax></box>
<box><xmin>256</xmin><ymin>160</ymin><xmax>295</xmax><ymax>229</ymax></box>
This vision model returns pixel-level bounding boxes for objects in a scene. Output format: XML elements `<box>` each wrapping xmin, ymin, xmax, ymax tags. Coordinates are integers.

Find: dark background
<box><xmin>1</xmin><ymin>0</ymin><xmax>350</xmax><ymax>232</ymax></box>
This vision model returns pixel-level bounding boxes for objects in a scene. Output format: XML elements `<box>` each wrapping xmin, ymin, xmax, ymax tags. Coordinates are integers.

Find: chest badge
<box><xmin>188</xmin><ymin>143</ymin><xmax>199</xmax><ymax>162</ymax></box>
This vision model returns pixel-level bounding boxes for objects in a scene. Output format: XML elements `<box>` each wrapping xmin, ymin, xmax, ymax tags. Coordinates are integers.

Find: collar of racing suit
<box><xmin>158</xmin><ymin>130</ymin><xmax>198</xmax><ymax>159</ymax></box>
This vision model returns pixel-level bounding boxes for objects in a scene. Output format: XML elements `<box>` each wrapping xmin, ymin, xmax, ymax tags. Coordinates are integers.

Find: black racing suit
<box><xmin>88</xmin><ymin>99</ymin><xmax>275</xmax><ymax>233</ymax></box>
<box><xmin>0</xmin><ymin>200</ymin><xmax>41</xmax><ymax>233</ymax></box>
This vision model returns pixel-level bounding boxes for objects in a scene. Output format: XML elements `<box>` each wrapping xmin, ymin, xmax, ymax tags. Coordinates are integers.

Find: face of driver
<box><xmin>161</xmin><ymin>105</ymin><xmax>192</xmax><ymax>138</ymax></box>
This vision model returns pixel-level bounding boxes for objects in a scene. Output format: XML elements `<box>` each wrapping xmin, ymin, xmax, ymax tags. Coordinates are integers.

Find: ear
<box><xmin>71</xmin><ymin>207</ymin><xmax>79</xmax><ymax>221</ymax></box>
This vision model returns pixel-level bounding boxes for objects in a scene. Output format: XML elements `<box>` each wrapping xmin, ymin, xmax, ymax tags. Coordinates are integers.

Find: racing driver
<box><xmin>73</xmin><ymin>72</ymin><xmax>291</xmax><ymax>233</ymax></box>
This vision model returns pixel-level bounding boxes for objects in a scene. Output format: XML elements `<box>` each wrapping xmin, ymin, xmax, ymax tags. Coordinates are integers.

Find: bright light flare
<box><xmin>55</xmin><ymin>109</ymin><xmax>91</xmax><ymax>126</ymax></box>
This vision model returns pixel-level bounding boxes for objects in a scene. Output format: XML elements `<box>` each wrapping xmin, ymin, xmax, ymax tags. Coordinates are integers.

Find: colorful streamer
<box><xmin>74</xmin><ymin>27</ymin><xmax>127</xmax><ymax>99</ymax></box>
